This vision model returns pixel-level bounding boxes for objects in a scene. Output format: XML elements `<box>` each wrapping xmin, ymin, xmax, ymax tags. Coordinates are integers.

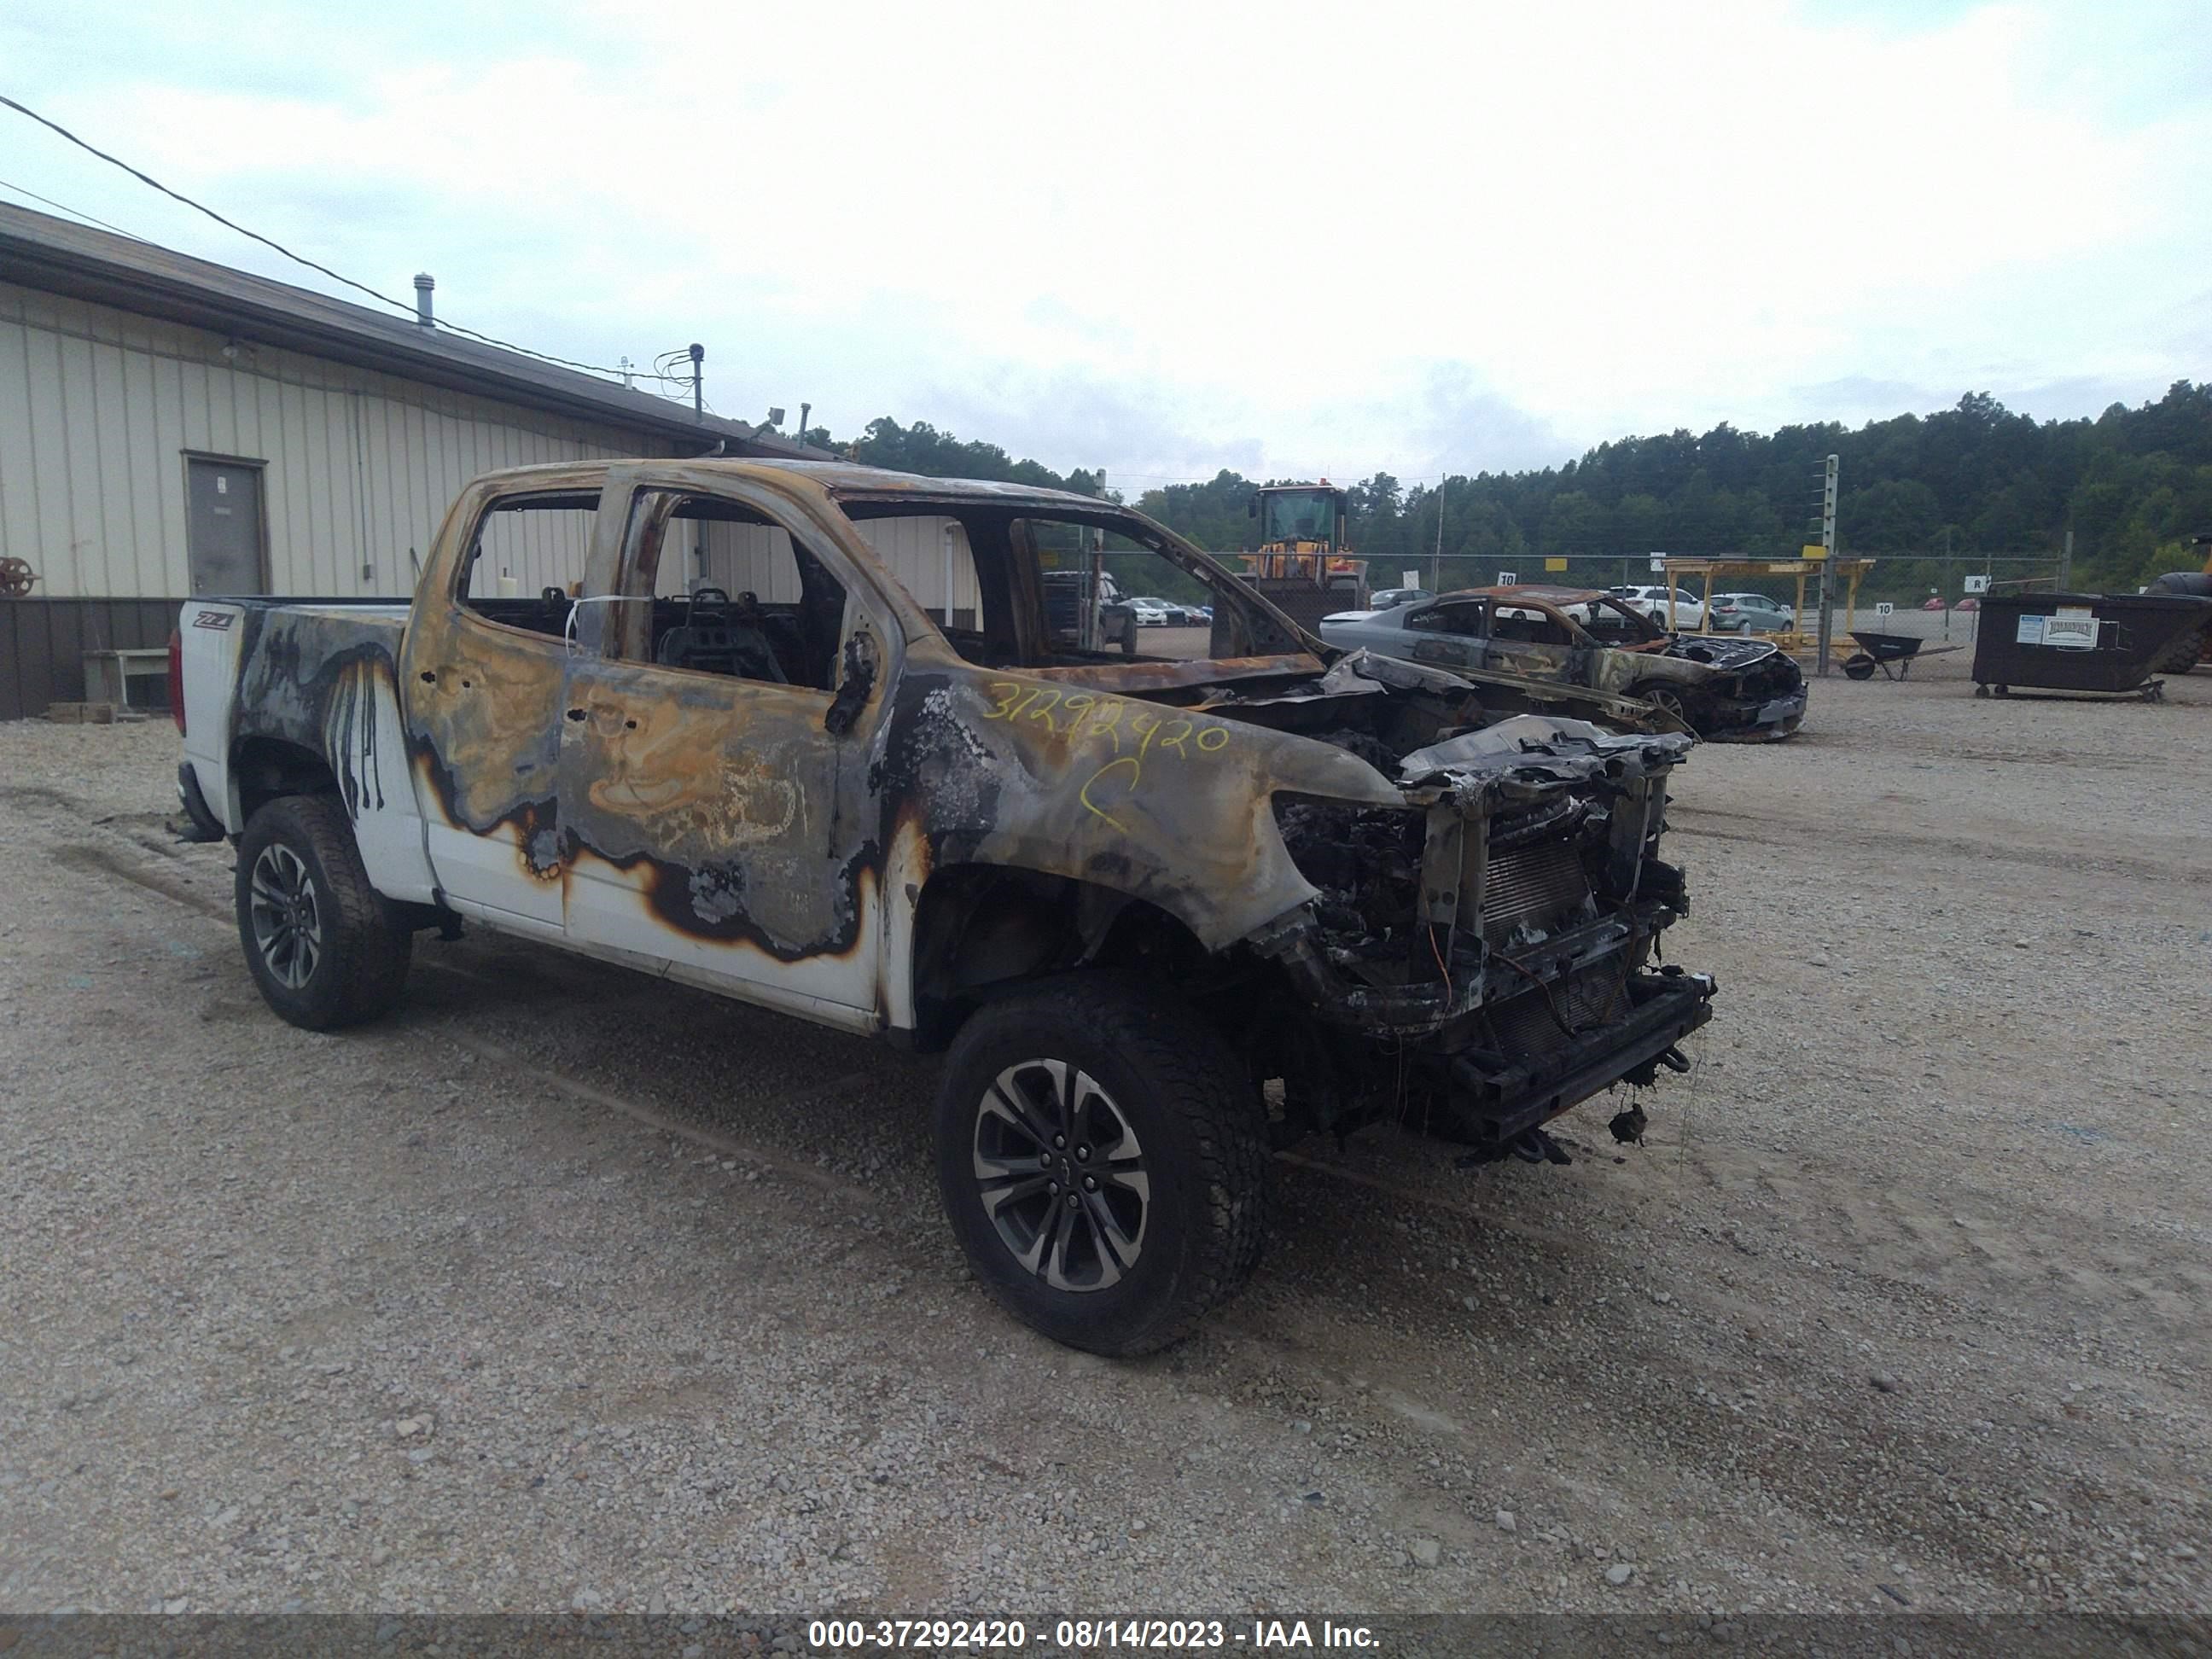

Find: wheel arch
<box><xmin>230</xmin><ymin>733</ymin><xmax>341</xmax><ymax>826</ymax></box>
<box><xmin>904</xmin><ymin>863</ymin><xmax>1214</xmax><ymax>1053</ymax></box>
<box><xmin>1625</xmin><ymin>677</ymin><xmax>1703</xmax><ymax>735</ymax></box>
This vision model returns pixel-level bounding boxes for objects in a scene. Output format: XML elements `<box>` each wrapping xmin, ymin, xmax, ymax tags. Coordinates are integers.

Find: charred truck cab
<box><xmin>178</xmin><ymin>459</ymin><xmax>1717</xmax><ymax>1357</ymax></box>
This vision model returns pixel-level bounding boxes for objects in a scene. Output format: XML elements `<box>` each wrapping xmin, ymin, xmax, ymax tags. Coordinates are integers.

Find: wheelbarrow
<box><xmin>1842</xmin><ymin>630</ymin><xmax>1963</xmax><ymax>681</ymax></box>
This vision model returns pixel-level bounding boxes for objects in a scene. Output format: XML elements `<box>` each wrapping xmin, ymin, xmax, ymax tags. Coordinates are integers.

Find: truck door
<box><xmin>399</xmin><ymin>486</ymin><xmax>602</xmax><ymax>935</ymax></box>
<box><xmin>556</xmin><ymin>482</ymin><xmax>889</xmax><ymax>1019</ymax></box>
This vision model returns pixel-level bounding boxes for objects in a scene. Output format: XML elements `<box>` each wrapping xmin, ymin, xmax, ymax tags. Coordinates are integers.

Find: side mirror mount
<box><xmin>825</xmin><ymin>628</ymin><xmax>879</xmax><ymax>736</ymax></box>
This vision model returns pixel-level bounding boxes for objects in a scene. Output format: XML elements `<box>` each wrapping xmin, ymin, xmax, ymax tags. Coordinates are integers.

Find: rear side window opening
<box><xmin>457</xmin><ymin>490</ymin><xmax>602</xmax><ymax>640</ymax></box>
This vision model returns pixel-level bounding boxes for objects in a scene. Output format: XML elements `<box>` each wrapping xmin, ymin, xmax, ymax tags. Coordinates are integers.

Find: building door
<box><xmin>185</xmin><ymin>457</ymin><xmax>267</xmax><ymax>595</ymax></box>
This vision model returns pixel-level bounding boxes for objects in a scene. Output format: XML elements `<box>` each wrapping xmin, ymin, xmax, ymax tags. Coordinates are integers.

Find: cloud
<box><xmin>913</xmin><ymin>365</ymin><xmax>1264</xmax><ymax>486</ymax></box>
<box><xmin>1397</xmin><ymin>364</ymin><xmax>1573</xmax><ymax>476</ymax></box>
<box><xmin>1787</xmin><ymin>375</ymin><xmax>1961</xmax><ymax>423</ymax></box>
<box><xmin>3</xmin><ymin>0</ymin><xmax>2206</xmax><ymax>484</ymax></box>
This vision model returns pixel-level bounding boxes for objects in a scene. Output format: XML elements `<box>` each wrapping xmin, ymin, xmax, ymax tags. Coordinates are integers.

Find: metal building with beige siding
<box><xmin>0</xmin><ymin>201</ymin><xmax>818</xmax><ymax>719</ymax></box>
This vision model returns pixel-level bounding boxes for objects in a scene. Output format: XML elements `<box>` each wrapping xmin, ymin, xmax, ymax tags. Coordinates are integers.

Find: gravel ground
<box><xmin>0</xmin><ymin>669</ymin><xmax>2208</xmax><ymax>1624</ymax></box>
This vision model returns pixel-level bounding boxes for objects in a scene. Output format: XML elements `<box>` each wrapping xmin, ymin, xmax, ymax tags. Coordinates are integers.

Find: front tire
<box><xmin>235</xmin><ymin>795</ymin><xmax>412</xmax><ymax>1031</ymax></box>
<box><xmin>934</xmin><ymin>975</ymin><xmax>1267</xmax><ymax>1355</ymax></box>
<box><xmin>1631</xmin><ymin>682</ymin><xmax>1698</xmax><ymax>736</ymax></box>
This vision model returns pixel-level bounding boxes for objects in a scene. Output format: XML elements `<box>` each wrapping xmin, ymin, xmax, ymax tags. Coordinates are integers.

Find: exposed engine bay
<box><xmin>1205</xmin><ymin>660</ymin><xmax>1715</xmax><ymax>1165</ymax></box>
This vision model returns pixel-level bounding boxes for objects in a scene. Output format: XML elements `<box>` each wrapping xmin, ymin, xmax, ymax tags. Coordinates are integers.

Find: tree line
<box><xmin>804</xmin><ymin>382</ymin><xmax>2212</xmax><ymax>602</ymax></box>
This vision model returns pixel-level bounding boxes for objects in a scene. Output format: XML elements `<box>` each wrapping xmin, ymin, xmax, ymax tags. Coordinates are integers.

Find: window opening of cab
<box><xmin>616</xmin><ymin>490</ymin><xmax>852</xmax><ymax>691</ymax></box>
<box><xmin>1412</xmin><ymin>600</ymin><xmax>1484</xmax><ymax>637</ymax></box>
<box><xmin>457</xmin><ymin>491</ymin><xmax>602</xmax><ymax>641</ymax></box>
<box><xmin>1492</xmin><ymin>605</ymin><xmax>1574</xmax><ymax>646</ymax></box>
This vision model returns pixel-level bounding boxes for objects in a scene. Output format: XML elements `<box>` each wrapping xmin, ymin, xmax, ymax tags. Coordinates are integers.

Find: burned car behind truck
<box><xmin>175</xmin><ymin>461</ymin><xmax>1717</xmax><ymax>1355</ymax></box>
<box><xmin>1321</xmin><ymin>584</ymin><xmax>1807</xmax><ymax>740</ymax></box>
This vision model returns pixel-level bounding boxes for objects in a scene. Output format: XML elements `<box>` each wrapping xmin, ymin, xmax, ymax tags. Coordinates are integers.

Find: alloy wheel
<box><xmin>248</xmin><ymin>843</ymin><xmax>323</xmax><ymax>990</ymax></box>
<box><xmin>972</xmin><ymin>1059</ymin><xmax>1150</xmax><ymax>1291</ymax></box>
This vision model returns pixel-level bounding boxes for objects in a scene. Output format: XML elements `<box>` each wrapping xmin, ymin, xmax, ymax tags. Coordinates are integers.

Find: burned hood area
<box><xmin>1655</xmin><ymin>635</ymin><xmax>1807</xmax><ymax>742</ymax></box>
<box><xmin>1078</xmin><ymin>648</ymin><xmax>1717</xmax><ymax>1168</ymax></box>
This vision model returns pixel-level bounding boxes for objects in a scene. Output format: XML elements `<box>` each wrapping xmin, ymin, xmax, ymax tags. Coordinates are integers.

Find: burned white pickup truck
<box><xmin>174</xmin><ymin>460</ymin><xmax>1715</xmax><ymax>1354</ymax></box>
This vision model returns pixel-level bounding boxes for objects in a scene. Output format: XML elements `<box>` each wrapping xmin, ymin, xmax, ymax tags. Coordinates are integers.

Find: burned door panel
<box><xmin>556</xmin><ymin>659</ymin><xmax>879</xmax><ymax>1010</ymax></box>
<box><xmin>555</xmin><ymin>478</ymin><xmax>893</xmax><ymax>1013</ymax></box>
<box><xmin>404</xmin><ymin>608</ymin><xmax>570</xmax><ymax>928</ymax></box>
<box><xmin>396</xmin><ymin>484</ymin><xmax>607</xmax><ymax>929</ymax></box>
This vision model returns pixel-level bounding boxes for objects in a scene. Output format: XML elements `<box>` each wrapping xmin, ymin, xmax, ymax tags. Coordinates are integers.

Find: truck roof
<box><xmin>474</xmin><ymin>457</ymin><xmax>1115</xmax><ymax>513</ymax></box>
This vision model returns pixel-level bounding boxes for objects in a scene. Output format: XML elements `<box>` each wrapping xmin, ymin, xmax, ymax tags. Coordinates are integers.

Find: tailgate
<box><xmin>178</xmin><ymin>601</ymin><xmax>249</xmax><ymax>829</ymax></box>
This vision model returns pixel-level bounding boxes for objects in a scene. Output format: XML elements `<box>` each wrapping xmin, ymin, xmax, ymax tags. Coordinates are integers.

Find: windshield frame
<box><xmin>1559</xmin><ymin>593</ymin><xmax>1670</xmax><ymax>644</ymax></box>
<box><xmin>828</xmin><ymin>489</ymin><xmax>1322</xmax><ymax>672</ymax></box>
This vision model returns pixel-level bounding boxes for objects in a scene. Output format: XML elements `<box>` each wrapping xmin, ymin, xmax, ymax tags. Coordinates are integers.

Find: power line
<box><xmin>0</xmin><ymin>90</ymin><xmax>697</xmax><ymax>397</ymax></box>
<box><xmin>0</xmin><ymin>174</ymin><xmax>151</xmax><ymax>242</ymax></box>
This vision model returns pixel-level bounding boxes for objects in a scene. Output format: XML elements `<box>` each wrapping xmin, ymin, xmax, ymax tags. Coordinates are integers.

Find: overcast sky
<box><xmin>4</xmin><ymin>0</ymin><xmax>2207</xmax><ymax>489</ymax></box>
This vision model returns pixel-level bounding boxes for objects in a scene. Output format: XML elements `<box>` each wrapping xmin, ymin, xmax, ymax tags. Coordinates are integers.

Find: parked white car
<box><xmin>1124</xmin><ymin>597</ymin><xmax>1173</xmax><ymax>626</ymax></box>
<box><xmin>1609</xmin><ymin>585</ymin><xmax>1743</xmax><ymax>632</ymax></box>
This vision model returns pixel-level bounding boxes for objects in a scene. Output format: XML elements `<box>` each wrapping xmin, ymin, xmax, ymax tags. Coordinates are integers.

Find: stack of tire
<box><xmin>2145</xmin><ymin>570</ymin><xmax>2212</xmax><ymax>675</ymax></box>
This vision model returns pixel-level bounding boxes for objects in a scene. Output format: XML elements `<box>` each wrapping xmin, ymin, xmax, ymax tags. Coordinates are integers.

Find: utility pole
<box><xmin>2061</xmin><ymin>527</ymin><xmax>2074</xmax><ymax>591</ymax></box>
<box><xmin>1812</xmin><ymin>454</ymin><xmax>1840</xmax><ymax>677</ymax></box>
<box><xmin>1430</xmin><ymin>484</ymin><xmax>1446</xmax><ymax>594</ymax></box>
<box><xmin>1941</xmin><ymin>525</ymin><xmax>1952</xmax><ymax>641</ymax></box>
<box><xmin>689</xmin><ymin>342</ymin><xmax>707</xmax><ymax>583</ymax></box>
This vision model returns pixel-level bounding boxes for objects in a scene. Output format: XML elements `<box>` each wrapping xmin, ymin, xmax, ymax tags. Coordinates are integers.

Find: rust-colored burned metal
<box><xmin>218</xmin><ymin>458</ymin><xmax>1700</xmax><ymax>1041</ymax></box>
<box><xmin>200</xmin><ymin>456</ymin><xmax>1729</xmax><ymax>1175</ymax></box>
<box><xmin>1020</xmin><ymin>652</ymin><xmax>1325</xmax><ymax>694</ymax></box>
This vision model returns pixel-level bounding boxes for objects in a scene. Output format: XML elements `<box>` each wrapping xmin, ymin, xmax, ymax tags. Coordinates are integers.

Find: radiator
<box><xmin>1479</xmin><ymin>840</ymin><xmax>1590</xmax><ymax>946</ymax></box>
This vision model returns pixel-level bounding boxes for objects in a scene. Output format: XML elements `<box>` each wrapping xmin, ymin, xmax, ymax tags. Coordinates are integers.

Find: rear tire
<box><xmin>934</xmin><ymin>974</ymin><xmax>1267</xmax><ymax>1355</ymax></box>
<box><xmin>235</xmin><ymin>795</ymin><xmax>412</xmax><ymax>1031</ymax></box>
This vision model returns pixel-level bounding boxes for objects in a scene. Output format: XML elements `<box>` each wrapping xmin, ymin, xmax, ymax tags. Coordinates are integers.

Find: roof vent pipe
<box><xmin>413</xmin><ymin>272</ymin><xmax>435</xmax><ymax>329</ymax></box>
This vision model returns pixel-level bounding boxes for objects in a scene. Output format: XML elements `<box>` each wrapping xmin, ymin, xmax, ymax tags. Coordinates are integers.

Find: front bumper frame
<box><xmin>1703</xmin><ymin>687</ymin><xmax>1807</xmax><ymax>742</ymax></box>
<box><xmin>1447</xmin><ymin>969</ymin><xmax>1717</xmax><ymax>1151</ymax></box>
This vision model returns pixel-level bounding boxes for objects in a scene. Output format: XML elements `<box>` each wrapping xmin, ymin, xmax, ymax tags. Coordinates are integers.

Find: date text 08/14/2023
<box><xmin>806</xmin><ymin>1618</ymin><xmax>1380</xmax><ymax>1650</ymax></box>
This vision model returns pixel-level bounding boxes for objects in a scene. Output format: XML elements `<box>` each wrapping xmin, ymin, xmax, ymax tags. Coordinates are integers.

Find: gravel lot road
<box><xmin>1</xmin><ymin>670</ymin><xmax>2208</xmax><ymax>1624</ymax></box>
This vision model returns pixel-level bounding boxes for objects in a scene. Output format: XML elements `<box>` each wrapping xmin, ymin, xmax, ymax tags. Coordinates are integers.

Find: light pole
<box><xmin>1813</xmin><ymin>454</ymin><xmax>1839</xmax><ymax>676</ymax></box>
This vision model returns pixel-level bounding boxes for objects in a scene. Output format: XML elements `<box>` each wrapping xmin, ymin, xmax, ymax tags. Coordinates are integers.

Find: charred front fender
<box><xmin>876</xmin><ymin>658</ymin><xmax>1403</xmax><ymax>956</ymax></box>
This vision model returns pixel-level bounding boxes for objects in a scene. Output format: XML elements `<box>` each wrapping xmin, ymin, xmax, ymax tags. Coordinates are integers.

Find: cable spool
<box><xmin>0</xmin><ymin>556</ymin><xmax>36</xmax><ymax>597</ymax></box>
